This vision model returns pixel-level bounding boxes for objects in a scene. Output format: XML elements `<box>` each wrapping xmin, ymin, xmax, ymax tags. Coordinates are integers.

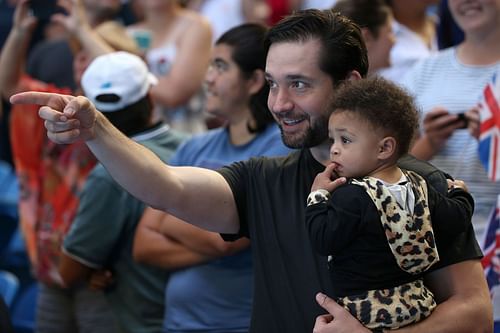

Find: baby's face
<box><xmin>327</xmin><ymin>111</ymin><xmax>383</xmax><ymax>178</ymax></box>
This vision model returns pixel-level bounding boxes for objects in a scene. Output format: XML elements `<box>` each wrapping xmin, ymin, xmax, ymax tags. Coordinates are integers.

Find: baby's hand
<box><xmin>311</xmin><ymin>163</ymin><xmax>346</xmax><ymax>192</ymax></box>
<box><xmin>447</xmin><ymin>179</ymin><xmax>468</xmax><ymax>192</ymax></box>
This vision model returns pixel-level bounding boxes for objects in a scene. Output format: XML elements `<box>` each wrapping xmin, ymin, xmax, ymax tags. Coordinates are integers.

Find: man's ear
<box><xmin>247</xmin><ymin>69</ymin><xmax>265</xmax><ymax>95</ymax></box>
<box><xmin>378</xmin><ymin>136</ymin><xmax>397</xmax><ymax>160</ymax></box>
<box><xmin>346</xmin><ymin>70</ymin><xmax>362</xmax><ymax>82</ymax></box>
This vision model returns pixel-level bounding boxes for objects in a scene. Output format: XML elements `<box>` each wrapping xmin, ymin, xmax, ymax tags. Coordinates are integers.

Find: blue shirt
<box><xmin>165</xmin><ymin>124</ymin><xmax>291</xmax><ymax>333</ymax></box>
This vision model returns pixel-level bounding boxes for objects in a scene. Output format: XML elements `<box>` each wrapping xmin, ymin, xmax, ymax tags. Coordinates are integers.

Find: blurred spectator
<box><xmin>127</xmin><ymin>0</ymin><xmax>212</xmax><ymax>133</ymax></box>
<box><xmin>0</xmin><ymin>0</ymin><xmax>139</xmax><ymax>331</ymax></box>
<box><xmin>333</xmin><ymin>0</ymin><xmax>395</xmax><ymax>75</ymax></box>
<box><xmin>184</xmin><ymin>0</ymin><xmax>246</xmax><ymax>43</ymax></box>
<box><xmin>59</xmin><ymin>51</ymin><xmax>188</xmax><ymax>333</ymax></box>
<box><xmin>404</xmin><ymin>0</ymin><xmax>500</xmax><ymax>244</ymax></box>
<box><xmin>378</xmin><ymin>0</ymin><xmax>439</xmax><ymax>84</ymax></box>
<box><xmin>242</xmin><ymin>0</ymin><xmax>303</xmax><ymax>26</ymax></box>
<box><xmin>133</xmin><ymin>23</ymin><xmax>291</xmax><ymax>333</ymax></box>
<box><xmin>26</xmin><ymin>0</ymin><xmax>128</xmax><ymax>91</ymax></box>
<box><xmin>302</xmin><ymin>0</ymin><xmax>337</xmax><ymax>9</ymax></box>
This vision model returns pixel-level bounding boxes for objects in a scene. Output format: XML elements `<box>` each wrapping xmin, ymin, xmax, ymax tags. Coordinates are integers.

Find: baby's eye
<box><xmin>341</xmin><ymin>136</ymin><xmax>351</xmax><ymax>144</ymax></box>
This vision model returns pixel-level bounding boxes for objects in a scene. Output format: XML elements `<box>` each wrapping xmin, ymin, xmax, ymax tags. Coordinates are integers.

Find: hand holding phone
<box><xmin>427</xmin><ymin>110</ymin><xmax>468</xmax><ymax>130</ymax></box>
<box><xmin>456</xmin><ymin>113</ymin><xmax>469</xmax><ymax>129</ymax></box>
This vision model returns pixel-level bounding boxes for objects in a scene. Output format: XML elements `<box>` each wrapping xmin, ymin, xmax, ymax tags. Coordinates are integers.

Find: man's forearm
<box><xmin>396</xmin><ymin>260</ymin><xmax>492</xmax><ymax>333</ymax></box>
<box><xmin>87</xmin><ymin>112</ymin><xmax>240</xmax><ymax>233</ymax></box>
<box><xmin>133</xmin><ymin>227</ymin><xmax>210</xmax><ymax>270</ymax></box>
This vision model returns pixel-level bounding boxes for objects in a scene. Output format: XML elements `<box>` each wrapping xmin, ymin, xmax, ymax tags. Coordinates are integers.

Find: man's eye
<box><xmin>211</xmin><ymin>61</ymin><xmax>228</xmax><ymax>73</ymax></box>
<box><xmin>267</xmin><ymin>80</ymin><xmax>277</xmax><ymax>89</ymax></box>
<box><xmin>292</xmin><ymin>81</ymin><xmax>306</xmax><ymax>89</ymax></box>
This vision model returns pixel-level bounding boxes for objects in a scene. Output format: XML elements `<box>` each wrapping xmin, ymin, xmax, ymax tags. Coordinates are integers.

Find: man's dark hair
<box><xmin>216</xmin><ymin>23</ymin><xmax>275</xmax><ymax>133</ymax></box>
<box><xmin>265</xmin><ymin>9</ymin><xmax>369</xmax><ymax>83</ymax></box>
<box><xmin>333</xmin><ymin>0</ymin><xmax>392</xmax><ymax>38</ymax></box>
<box><xmin>102</xmin><ymin>95</ymin><xmax>153</xmax><ymax>136</ymax></box>
<box><xmin>330</xmin><ymin>76</ymin><xmax>420</xmax><ymax>157</ymax></box>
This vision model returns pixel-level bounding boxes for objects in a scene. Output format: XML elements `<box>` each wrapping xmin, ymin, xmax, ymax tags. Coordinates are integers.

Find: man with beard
<box><xmin>11</xmin><ymin>9</ymin><xmax>491</xmax><ymax>333</ymax></box>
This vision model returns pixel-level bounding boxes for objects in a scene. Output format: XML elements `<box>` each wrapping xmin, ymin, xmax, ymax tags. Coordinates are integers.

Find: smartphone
<box><xmin>30</xmin><ymin>0</ymin><xmax>63</xmax><ymax>21</ymax></box>
<box><xmin>456</xmin><ymin>113</ymin><xmax>469</xmax><ymax>129</ymax></box>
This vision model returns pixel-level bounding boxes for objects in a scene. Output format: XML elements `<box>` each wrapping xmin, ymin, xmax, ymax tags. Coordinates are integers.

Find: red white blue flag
<box><xmin>479</xmin><ymin>71</ymin><xmax>500</xmax><ymax>181</ymax></box>
<box><xmin>481</xmin><ymin>195</ymin><xmax>500</xmax><ymax>295</ymax></box>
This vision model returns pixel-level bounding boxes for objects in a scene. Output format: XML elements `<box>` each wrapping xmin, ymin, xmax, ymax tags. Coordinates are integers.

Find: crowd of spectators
<box><xmin>0</xmin><ymin>0</ymin><xmax>498</xmax><ymax>332</ymax></box>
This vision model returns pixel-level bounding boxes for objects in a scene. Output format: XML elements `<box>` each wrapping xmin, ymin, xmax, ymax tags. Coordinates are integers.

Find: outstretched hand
<box><xmin>311</xmin><ymin>163</ymin><xmax>346</xmax><ymax>192</ymax></box>
<box><xmin>13</xmin><ymin>0</ymin><xmax>38</xmax><ymax>34</ymax></box>
<box><xmin>10</xmin><ymin>92</ymin><xmax>98</xmax><ymax>144</ymax></box>
<box><xmin>313</xmin><ymin>293</ymin><xmax>369</xmax><ymax>333</ymax></box>
<box><xmin>52</xmin><ymin>0</ymin><xmax>90</xmax><ymax>36</ymax></box>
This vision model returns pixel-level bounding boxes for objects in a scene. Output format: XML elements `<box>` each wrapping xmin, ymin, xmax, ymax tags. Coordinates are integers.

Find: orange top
<box><xmin>10</xmin><ymin>76</ymin><xmax>97</xmax><ymax>285</ymax></box>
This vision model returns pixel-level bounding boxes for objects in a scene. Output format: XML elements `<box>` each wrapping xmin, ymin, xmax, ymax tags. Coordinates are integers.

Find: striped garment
<box><xmin>402</xmin><ymin>47</ymin><xmax>500</xmax><ymax>239</ymax></box>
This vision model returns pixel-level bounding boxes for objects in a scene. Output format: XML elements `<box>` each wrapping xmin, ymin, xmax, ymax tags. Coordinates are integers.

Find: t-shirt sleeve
<box><xmin>217</xmin><ymin>161</ymin><xmax>250</xmax><ymax>241</ymax></box>
<box><xmin>62</xmin><ymin>171</ymin><xmax>130</xmax><ymax>268</ymax></box>
<box><xmin>305</xmin><ymin>184</ymin><xmax>366</xmax><ymax>256</ymax></box>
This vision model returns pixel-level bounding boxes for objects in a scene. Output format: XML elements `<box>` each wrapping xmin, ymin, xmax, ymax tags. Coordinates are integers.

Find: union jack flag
<box><xmin>478</xmin><ymin>71</ymin><xmax>500</xmax><ymax>181</ymax></box>
<box><xmin>481</xmin><ymin>195</ymin><xmax>500</xmax><ymax>294</ymax></box>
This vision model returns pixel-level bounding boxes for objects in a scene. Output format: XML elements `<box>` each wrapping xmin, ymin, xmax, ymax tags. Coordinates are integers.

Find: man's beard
<box><xmin>279</xmin><ymin>113</ymin><xmax>329</xmax><ymax>149</ymax></box>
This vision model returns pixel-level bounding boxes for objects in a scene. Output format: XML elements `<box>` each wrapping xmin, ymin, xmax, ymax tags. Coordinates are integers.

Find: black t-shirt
<box><xmin>219</xmin><ymin>149</ymin><xmax>482</xmax><ymax>333</ymax></box>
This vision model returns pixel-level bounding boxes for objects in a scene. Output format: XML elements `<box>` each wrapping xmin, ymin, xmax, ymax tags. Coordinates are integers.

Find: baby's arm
<box><xmin>428</xmin><ymin>181</ymin><xmax>474</xmax><ymax>236</ymax></box>
<box><xmin>306</xmin><ymin>185</ymin><xmax>365</xmax><ymax>256</ymax></box>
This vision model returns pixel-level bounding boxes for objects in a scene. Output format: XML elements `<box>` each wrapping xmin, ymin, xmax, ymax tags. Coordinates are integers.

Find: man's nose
<box><xmin>269</xmin><ymin>89</ymin><xmax>293</xmax><ymax>113</ymax></box>
<box><xmin>205</xmin><ymin>66</ymin><xmax>217</xmax><ymax>83</ymax></box>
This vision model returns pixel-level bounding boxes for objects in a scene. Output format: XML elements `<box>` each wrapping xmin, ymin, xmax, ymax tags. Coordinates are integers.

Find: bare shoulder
<box><xmin>178</xmin><ymin>8</ymin><xmax>212</xmax><ymax>34</ymax></box>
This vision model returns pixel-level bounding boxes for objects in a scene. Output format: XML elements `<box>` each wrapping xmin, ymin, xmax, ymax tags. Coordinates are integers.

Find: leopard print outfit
<box><xmin>307</xmin><ymin>170</ymin><xmax>438</xmax><ymax>331</ymax></box>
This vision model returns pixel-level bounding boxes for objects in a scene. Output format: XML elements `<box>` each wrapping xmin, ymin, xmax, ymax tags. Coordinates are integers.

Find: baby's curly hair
<box><xmin>330</xmin><ymin>76</ymin><xmax>420</xmax><ymax>158</ymax></box>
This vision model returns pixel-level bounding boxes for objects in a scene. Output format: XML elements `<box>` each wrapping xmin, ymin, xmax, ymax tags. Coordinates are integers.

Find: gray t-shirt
<box><xmin>63</xmin><ymin>123</ymin><xmax>188</xmax><ymax>333</ymax></box>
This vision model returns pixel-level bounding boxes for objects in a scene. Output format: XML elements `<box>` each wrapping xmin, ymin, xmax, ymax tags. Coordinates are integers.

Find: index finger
<box><xmin>10</xmin><ymin>91</ymin><xmax>56</xmax><ymax>105</ymax></box>
<box><xmin>10</xmin><ymin>91</ymin><xmax>72</xmax><ymax>110</ymax></box>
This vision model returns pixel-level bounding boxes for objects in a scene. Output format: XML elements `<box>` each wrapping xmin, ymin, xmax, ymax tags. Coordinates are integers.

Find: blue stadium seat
<box><xmin>0</xmin><ymin>215</ymin><xmax>18</xmax><ymax>261</ymax></box>
<box><xmin>11</xmin><ymin>283</ymin><xmax>37</xmax><ymax>333</ymax></box>
<box><xmin>0</xmin><ymin>270</ymin><xmax>19</xmax><ymax>307</ymax></box>
<box><xmin>0</xmin><ymin>161</ymin><xmax>18</xmax><ymax>220</ymax></box>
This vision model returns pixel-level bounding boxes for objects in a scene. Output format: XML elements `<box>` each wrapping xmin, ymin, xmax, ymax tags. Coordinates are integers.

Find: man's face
<box><xmin>265</xmin><ymin>39</ymin><xmax>334</xmax><ymax>149</ymax></box>
<box><xmin>204</xmin><ymin>43</ymin><xmax>251</xmax><ymax>118</ymax></box>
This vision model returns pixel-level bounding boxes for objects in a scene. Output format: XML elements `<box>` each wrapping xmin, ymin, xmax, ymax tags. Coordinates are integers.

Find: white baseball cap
<box><xmin>81</xmin><ymin>51</ymin><xmax>158</xmax><ymax>112</ymax></box>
